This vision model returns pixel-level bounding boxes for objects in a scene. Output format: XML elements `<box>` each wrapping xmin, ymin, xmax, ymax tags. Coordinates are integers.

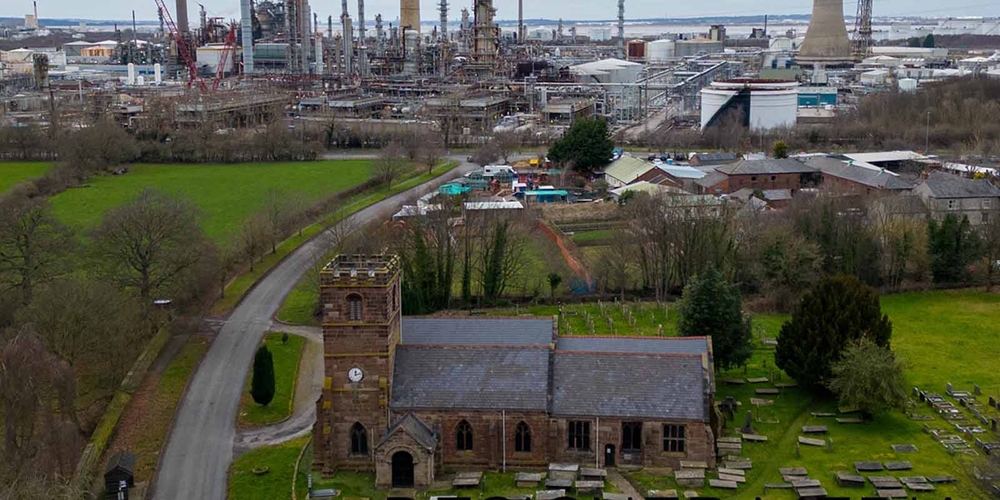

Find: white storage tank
<box><xmin>647</xmin><ymin>39</ymin><xmax>675</xmax><ymax>63</ymax></box>
<box><xmin>700</xmin><ymin>79</ymin><xmax>799</xmax><ymax>130</ymax></box>
<box><xmin>898</xmin><ymin>78</ymin><xmax>917</xmax><ymax>92</ymax></box>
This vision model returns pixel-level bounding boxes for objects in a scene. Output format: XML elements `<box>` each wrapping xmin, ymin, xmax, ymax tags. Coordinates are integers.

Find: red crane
<box><xmin>153</xmin><ymin>0</ymin><xmax>207</xmax><ymax>91</ymax></box>
<box><xmin>213</xmin><ymin>24</ymin><xmax>238</xmax><ymax>90</ymax></box>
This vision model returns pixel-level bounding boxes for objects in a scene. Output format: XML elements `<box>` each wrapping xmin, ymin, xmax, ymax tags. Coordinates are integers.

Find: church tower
<box><xmin>313</xmin><ymin>254</ymin><xmax>402</xmax><ymax>474</ymax></box>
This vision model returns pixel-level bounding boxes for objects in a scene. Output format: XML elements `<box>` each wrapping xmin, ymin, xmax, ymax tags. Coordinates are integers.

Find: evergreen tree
<box><xmin>772</xmin><ymin>140</ymin><xmax>789</xmax><ymax>159</ymax></box>
<box><xmin>547</xmin><ymin>273</ymin><xmax>562</xmax><ymax>301</ymax></box>
<box><xmin>922</xmin><ymin>34</ymin><xmax>936</xmax><ymax>48</ymax></box>
<box><xmin>250</xmin><ymin>345</ymin><xmax>275</xmax><ymax>406</ymax></box>
<box><xmin>928</xmin><ymin>214</ymin><xmax>980</xmax><ymax>283</ymax></box>
<box><xmin>677</xmin><ymin>269</ymin><xmax>753</xmax><ymax>371</ymax></box>
<box><xmin>547</xmin><ymin>119</ymin><xmax>615</xmax><ymax>174</ymax></box>
<box><xmin>776</xmin><ymin>275</ymin><xmax>892</xmax><ymax>390</ymax></box>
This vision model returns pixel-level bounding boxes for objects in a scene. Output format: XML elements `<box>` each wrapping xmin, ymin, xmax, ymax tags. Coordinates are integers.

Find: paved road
<box><xmin>153</xmin><ymin>157</ymin><xmax>478</xmax><ymax>500</ymax></box>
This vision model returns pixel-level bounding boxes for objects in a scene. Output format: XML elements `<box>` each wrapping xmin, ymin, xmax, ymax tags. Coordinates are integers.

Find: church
<box><xmin>313</xmin><ymin>255</ymin><xmax>718</xmax><ymax>488</ymax></box>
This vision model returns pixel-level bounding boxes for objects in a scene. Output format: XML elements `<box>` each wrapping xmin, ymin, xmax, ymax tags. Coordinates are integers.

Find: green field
<box><xmin>49</xmin><ymin>161</ymin><xmax>373</xmax><ymax>241</ymax></box>
<box><xmin>238</xmin><ymin>333</ymin><xmax>305</xmax><ymax>427</ymax></box>
<box><xmin>0</xmin><ymin>161</ymin><xmax>50</xmax><ymax>194</ymax></box>
<box><xmin>569</xmin><ymin>229</ymin><xmax>616</xmax><ymax>244</ymax></box>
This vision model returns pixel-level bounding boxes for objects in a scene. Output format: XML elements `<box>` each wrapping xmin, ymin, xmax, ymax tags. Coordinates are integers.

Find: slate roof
<box><xmin>761</xmin><ymin>189</ymin><xmax>793</xmax><ymax>201</ymax></box>
<box><xmin>379</xmin><ymin>412</ymin><xmax>437</xmax><ymax>450</ymax></box>
<box><xmin>402</xmin><ymin>317</ymin><xmax>552</xmax><ymax>346</ymax></box>
<box><xmin>391</xmin><ymin>346</ymin><xmax>550</xmax><ymax>411</ymax></box>
<box><xmin>920</xmin><ymin>170</ymin><xmax>1000</xmax><ymax>199</ymax></box>
<box><xmin>695</xmin><ymin>169</ymin><xmax>728</xmax><ymax>189</ymax></box>
<box><xmin>105</xmin><ymin>450</ymin><xmax>136</xmax><ymax>476</ymax></box>
<box><xmin>551</xmin><ymin>352</ymin><xmax>709</xmax><ymax>421</ymax></box>
<box><xmin>556</xmin><ymin>336</ymin><xmax>710</xmax><ymax>356</ymax></box>
<box><xmin>715</xmin><ymin>158</ymin><xmax>817</xmax><ymax>176</ymax></box>
<box><xmin>659</xmin><ymin>164</ymin><xmax>707</xmax><ymax>180</ymax></box>
<box><xmin>806</xmin><ymin>157</ymin><xmax>914</xmax><ymax>190</ymax></box>
<box><xmin>692</xmin><ymin>152</ymin><xmax>740</xmax><ymax>164</ymax></box>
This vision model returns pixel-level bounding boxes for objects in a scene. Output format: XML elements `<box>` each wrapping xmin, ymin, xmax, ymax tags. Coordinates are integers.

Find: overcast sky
<box><xmin>5</xmin><ymin>0</ymin><xmax>1000</xmax><ymax>24</ymax></box>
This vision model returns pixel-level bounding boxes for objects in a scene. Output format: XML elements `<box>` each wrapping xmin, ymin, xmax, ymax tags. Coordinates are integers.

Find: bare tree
<box><xmin>0</xmin><ymin>325</ymin><xmax>78</xmax><ymax>469</ymax></box>
<box><xmin>90</xmin><ymin>189</ymin><xmax>210</xmax><ymax>303</ymax></box>
<box><xmin>492</xmin><ymin>130</ymin><xmax>523</xmax><ymax>164</ymax></box>
<box><xmin>373</xmin><ymin>150</ymin><xmax>409</xmax><ymax>190</ymax></box>
<box><xmin>239</xmin><ymin>212</ymin><xmax>269</xmax><ymax>272</ymax></box>
<box><xmin>471</xmin><ymin>141</ymin><xmax>500</xmax><ymax>167</ymax></box>
<box><xmin>0</xmin><ymin>195</ymin><xmax>76</xmax><ymax>305</ymax></box>
<box><xmin>261</xmin><ymin>189</ymin><xmax>292</xmax><ymax>254</ymax></box>
<box><xmin>418</xmin><ymin>135</ymin><xmax>446</xmax><ymax>175</ymax></box>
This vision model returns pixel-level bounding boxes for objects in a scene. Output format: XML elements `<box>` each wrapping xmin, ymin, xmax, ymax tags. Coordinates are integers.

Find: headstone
<box><xmin>990</xmin><ymin>396</ymin><xmax>997</xmax><ymax>408</ymax></box>
<box><xmin>877</xmin><ymin>489</ymin><xmax>907</xmax><ymax>498</ymax></box>
<box><xmin>836</xmin><ymin>471</ymin><xmax>865</xmax><ymax>487</ymax></box>
<box><xmin>790</xmin><ymin>479</ymin><xmax>821</xmax><ymax>488</ymax></box>
<box><xmin>724</xmin><ymin>460</ymin><xmax>752</xmax><ymax>470</ymax></box>
<box><xmin>796</xmin><ymin>487</ymin><xmax>828</xmax><ymax>498</ymax></box>
<box><xmin>755</xmin><ymin>388</ymin><xmax>780</xmax><ymax>395</ymax></box>
<box><xmin>802</xmin><ymin>425</ymin><xmax>828</xmax><ymax>434</ymax></box>
<box><xmin>811</xmin><ymin>412</ymin><xmax>836</xmax><ymax>418</ymax></box>
<box><xmin>548</xmin><ymin>463</ymin><xmax>578</xmax><ymax>481</ymax></box>
<box><xmin>836</xmin><ymin>417</ymin><xmax>863</xmax><ymax>424</ymax></box>
<box><xmin>708</xmin><ymin>479</ymin><xmax>738</xmax><ymax>489</ymax></box>
<box><xmin>795</xmin><ymin>442</ymin><xmax>801</xmax><ymax>457</ymax></box>
<box><xmin>535</xmin><ymin>491</ymin><xmax>565</xmax><ymax>500</ymax></box>
<box><xmin>926</xmin><ymin>476</ymin><xmax>956</xmax><ymax>483</ymax></box>
<box><xmin>674</xmin><ymin>469</ymin><xmax>704</xmax><ymax>488</ymax></box>
<box><xmin>724</xmin><ymin>379</ymin><xmax>746</xmax><ymax>385</ymax></box>
<box><xmin>717</xmin><ymin>468</ymin><xmax>745</xmax><ymax>477</ymax></box>
<box><xmin>774</xmin><ymin>382</ymin><xmax>798</xmax><ymax>388</ymax></box>
<box><xmin>544</xmin><ymin>478</ymin><xmax>573</xmax><ymax>489</ymax></box>
<box><xmin>764</xmin><ymin>483</ymin><xmax>793</xmax><ymax>490</ymax></box>
<box><xmin>992</xmin><ymin>418</ymin><xmax>998</xmax><ymax>432</ymax></box>
<box><xmin>855</xmin><ymin>461</ymin><xmax>884</xmax><ymax>472</ymax></box>
<box><xmin>742</xmin><ymin>433</ymin><xmax>768</xmax><ymax>442</ymax></box>
<box><xmin>515</xmin><ymin>473</ymin><xmax>543</xmax><ymax>488</ymax></box>
<box><xmin>798</xmin><ymin>436</ymin><xmax>825</xmax><ymax>446</ymax></box>
<box><xmin>580</xmin><ymin>468</ymin><xmax>607</xmax><ymax>480</ymax></box>
<box><xmin>869</xmin><ymin>476</ymin><xmax>903</xmax><ymax>489</ymax></box>
<box><xmin>603</xmin><ymin>494</ymin><xmax>630</xmax><ymax>500</ymax></box>
<box><xmin>747</xmin><ymin>377</ymin><xmax>768</xmax><ymax>383</ymax></box>
<box><xmin>891</xmin><ymin>444</ymin><xmax>918</xmax><ymax>453</ymax></box>
<box><xmin>680</xmin><ymin>460</ymin><xmax>708</xmax><ymax>469</ymax></box>
<box><xmin>575</xmin><ymin>481</ymin><xmax>604</xmax><ymax>493</ymax></box>
<box><xmin>717</xmin><ymin>473</ymin><xmax>746</xmax><ymax>484</ymax></box>
<box><xmin>974</xmin><ymin>384</ymin><xmax>981</xmax><ymax>396</ymax></box>
<box><xmin>912</xmin><ymin>387</ymin><xmax>920</xmax><ymax>397</ymax></box>
<box><xmin>779</xmin><ymin>467</ymin><xmax>808</xmax><ymax>476</ymax></box>
<box><xmin>682</xmin><ymin>491</ymin><xmax>699</xmax><ymax>498</ymax></box>
<box><xmin>826</xmin><ymin>437</ymin><xmax>833</xmax><ymax>452</ymax></box>
<box><xmin>646</xmin><ymin>490</ymin><xmax>678</xmax><ymax>499</ymax></box>
<box><xmin>946</xmin><ymin>382</ymin><xmax>954</xmax><ymax>395</ymax></box>
<box><xmin>741</xmin><ymin>411</ymin><xmax>754</xmax><ymax>433</ymax></box>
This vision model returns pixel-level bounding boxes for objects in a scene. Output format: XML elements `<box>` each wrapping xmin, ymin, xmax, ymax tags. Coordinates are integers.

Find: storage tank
<box><xmin>898</xmin><ymin>78</ymin><xmax>917</xmax><ymax>92</ymax></box>
<box><xmin>700</xmin><ymin>79</ymin><xmax>798</xmax><ymax>130</ymax></box>
<box><xmin>647</xmin><ymin>39</ymin><xmax>674</xmax><ymax>63</ymax></box>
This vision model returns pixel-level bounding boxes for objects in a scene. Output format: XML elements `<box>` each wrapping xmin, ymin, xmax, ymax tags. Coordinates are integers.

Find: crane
<box><xmin>212</xmin><ymin>24</ymin><xmax>238</xmax><ymax>90</ymax></box>
<box><xmin>153</xmin><ymin>0</ymin><xmax>207</xmax><ymax>91</ymax></box>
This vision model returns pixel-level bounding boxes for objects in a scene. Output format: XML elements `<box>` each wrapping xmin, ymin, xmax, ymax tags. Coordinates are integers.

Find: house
<box><xmin>696</xmin><ymin>158</ymin><xmax>819</xmax><ymax>195</ymax></box>
<box><xmin>805</xmin><ymin>157</ymin><xmax>914</xmax><ymax>195</ymax></box>
<box><xmin>913</xmin><ymin>170</ymin><xmax>1000</xmax><ymax>225</ymax></box>
<box><xmin>313</xmin><ymin>255</ymin><xmax>717</xmax><ymax>488</ymax></box>
<box><xmin>688</xmin><ymin>152</ymin><xmax>739</xmax><ymax>166</ymax></box>
<box><xmin>603</xmin><ymin>155</ymin><xmax>682</xmax><ymax>189</ymax></box>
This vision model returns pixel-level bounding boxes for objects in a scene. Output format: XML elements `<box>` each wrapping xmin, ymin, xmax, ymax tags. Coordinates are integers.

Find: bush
<box><xmin>828</xmin><ymin>339</ymin><xmax>907</xmax><ymax>418</ymax></box>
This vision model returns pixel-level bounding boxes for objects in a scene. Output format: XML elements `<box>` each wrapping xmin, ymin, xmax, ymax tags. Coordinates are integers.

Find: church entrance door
<box><xmin>391</xmin><ymin>451</ymin><xmax>414</xmax><ymax>488</ymax></box>
<box><xmin>604</xmin><ymin>444</ymin><xmax>616</xmax><ymax>467</ymax></box>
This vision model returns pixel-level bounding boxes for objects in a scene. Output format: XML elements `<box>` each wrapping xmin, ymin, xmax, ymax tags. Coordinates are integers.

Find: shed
<box><xmin>104</xmin><ymin>450</ymin><xmax>136</xmax><ymax>498</ymax></box>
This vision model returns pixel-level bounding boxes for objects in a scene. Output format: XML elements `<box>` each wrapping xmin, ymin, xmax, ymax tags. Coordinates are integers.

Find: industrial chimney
<box><xmin>175</xmin><ymin>0</ymin><xmax>189</xmax><ymax>33</ymax></box>
<box><xmin>797</xmin><ymin>0</ymin><xmax>852</xmax><ymax>63</ymax></box>
<box><xmin>400</xmin><ymin>0</ymin><xmax>420</xmax><ymax>33</ymax></box>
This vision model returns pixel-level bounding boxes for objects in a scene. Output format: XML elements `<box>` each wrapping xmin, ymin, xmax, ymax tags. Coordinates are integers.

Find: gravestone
<box><xmin>717</xmin><ymin>468</ymin><xmax>745</xmax><ymax>477</ymax></box>
<box><xmin>885</xmin><ymin>461</ymin><xmax>912</xmax><ymax>471</ymax></box>
<box><xmin>741</xmin><ymin>410</ymin><xmax>754</xmax><ymax>433</ymax></box>
<box><xmin>755</xmin><ymin>388</ymin><xmax>780</xmax><ymax>395</ymax></box>
<box><xmin>836</xmin><ymin>471</ymin><xmax>865</xmax><ymax>487</ymax></box>
<box><xmin>974</xmin><ymin>384</ymin><xmax>981</xmax><ymax>396</ymax></box>
<box><xmin>535</xmin><ymin>491</ymin><xmax>565</xmax><ymax>500</ymax></box>
<box><xmin>992</xmin><ymin>418</ymin><xmax>998</xmax><ymax>432</ymax></box>
<box><xmin>575</xmin><ymin>481</ymin><xmax>604</xmax><ymax>493</ymax></box>
<box><xmin>515</xmin><ymin>473</ymin><xmax>543</xmax><ymax>488</ymax></box>
<box><xmin>790</xmin><ymin>479</ymin><xmax>821</xmax><ymax>488</ymax></box>
<box><xmin>717</xmin><ymin>473</ymin><xmax>746</xmax><ymax>484</ymax></box>
<box><xmin>946</xmin><ymin>382</ymin><xmax>953</xmax><ymax>395</ymax></box>
<box><xmin>545</xmin><ymin>478</ymin><xmax>573</xmax><ymax>489</ymax></box>
<box><xmin>720</xmin><ymin>396</ymin><xmax>737</xmax><ymax>419</ymax></box>
<box><xmin>877</xmin><ymin>489</ymin><xmax>907</xmax><ymax>498</ymax></box>
<box><xmin>708</xmin><ymin>479</ymin><xmax>738</xmax><ymax>489</ymax></box>
<box><xmin>891</xmin><ymin>444</ymin><xmax>918</xmax><ymax>453</ymax></box>
<box><xmin>855</xmin><ymin>461</ymin><xmax>884</xmax><ymax>472</ymax></box>
<box><xmin>802</xmin><ymin>425</ymin><xmax>828</xmax><ymax>434</ymax></box>
<box><xmin>798</xmin><ymin>436</ymin><xmax>825</xmax><ymax>446</ymax></box>
<box><xmin>990</xmin><ymin>396</ymin><xmax>997</xmax><ymax>408</ymax></box>
<box><xmin>674</xmin><ymin>469</ymin><xmax>705</xmax><ymax>488</ymax></box>
<box><xmin>779</xmin><ymin>467</ymin><xmax>808</xmax><ymax>476</ymax></box>
<box><xmin>796</xmin><ymin>487</ymin><xmax>827</xmax><ymax>498</ymax></box>
<box><xmin>912</xmin><ymin>387</ymin><xmax>919</xmax><ymax>397</ymax></box>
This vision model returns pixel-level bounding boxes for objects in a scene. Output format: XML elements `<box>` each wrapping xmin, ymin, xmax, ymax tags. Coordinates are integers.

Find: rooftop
<box><xmin>715</xmin><ymin>158</ymin><xmax>817</xmax><ymax>176</ymax></box>
<box><xmin>806</xmin><ymin>157</ymin><xmax>913</xmax><ymax>190</ymax></box>
<box><xmin>604</xmin><ymin>155</ymin><xmax>654</xmax><ymax>184</ymax></box>
<box><xmin>402</xmin><ymin>317</ymin><xmax>553</xmax><ymax>346</ymax></box>
<box><xmin>920</xmin><ymin>170</ymin><xmax>1000</xmax><ymax>199</ymax></box>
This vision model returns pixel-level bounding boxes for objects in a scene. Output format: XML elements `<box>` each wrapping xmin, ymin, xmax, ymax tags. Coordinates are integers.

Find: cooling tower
<box><xmin>401</xmin><ymin>0</ymin><xmax>420</xmax><ymax>33</ymax></box>
<box><xmin>797</xmin><ymin>0</ymin><xmax>852</xmax><ymax>64</ymax></box>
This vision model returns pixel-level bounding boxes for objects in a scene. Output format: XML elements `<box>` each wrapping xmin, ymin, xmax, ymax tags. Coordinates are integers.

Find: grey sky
<box><xmin>4</xmin><ymin>0</ymin><xmax>999</xmax><ymax>24</ymax></box>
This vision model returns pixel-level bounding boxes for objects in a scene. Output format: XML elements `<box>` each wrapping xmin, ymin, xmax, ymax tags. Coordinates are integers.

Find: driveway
<box><xmin>152</xmin><ymin>157</ymin><xmax>478</xmax><ymax>500</ymax></box>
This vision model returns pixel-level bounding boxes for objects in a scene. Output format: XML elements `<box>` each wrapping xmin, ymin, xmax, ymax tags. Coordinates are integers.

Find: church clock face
<box><xmin>348</xmin><ymin>367</ymin><xmax>364</xmax><ymax>383</ymax></box>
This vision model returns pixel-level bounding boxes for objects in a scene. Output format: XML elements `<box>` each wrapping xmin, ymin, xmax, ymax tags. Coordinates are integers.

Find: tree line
<box><xmin>591</xmin><ymin>191</ymin><xmax>1000</xmax><ymax>311</ymax></box>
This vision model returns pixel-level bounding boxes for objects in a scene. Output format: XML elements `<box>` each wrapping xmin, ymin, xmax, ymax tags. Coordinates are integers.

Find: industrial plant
<box><xmin>1</xmin><ymin>0</ymin><xmax>1000</xmax><ymax>137</ymax></box>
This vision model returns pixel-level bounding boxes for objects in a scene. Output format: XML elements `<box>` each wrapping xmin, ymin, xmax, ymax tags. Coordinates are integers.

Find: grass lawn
<box><xmin>568</xmin><ymin>229</ymin><xmax>615</xmax><ymax>244</ymax></box>
<box><xmin>0</xmin><ymin>161</ymin><xmax>50</xmax><ymax>194</ymax></box>
<box><xmin>49</xmin><ymin>160</ymin><xmax>373</xmax><ymax>242</ymax></box>
<box><xmin>214</xmin><ymin>161</ymin><xmax>458</xmax><ymax>315</ymax></box>
<box><xmin>238</xmin><ymin>333</ymin><xmax>305</xmax><ymax>427</ymax></box>
<box><xmin>229</xmin><ymin>436</ymin><xmax>310</xmax><ymax>500</ymax></box>
<box><xmin>104</xmin><ymin>335</ymin><xmax>210</xmax><ymax>483</ymax></box>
